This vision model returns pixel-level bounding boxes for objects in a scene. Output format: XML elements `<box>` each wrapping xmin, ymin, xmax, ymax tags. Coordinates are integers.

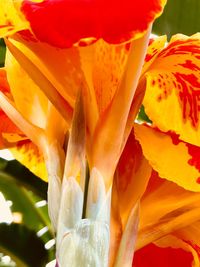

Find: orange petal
<box><xmin>110</xmin><ymin>131</ymin><xmax>151</xmax><ymax>266</ymax></box>
<box><xmin>81</xmin><ymin>40</ymin><xmax>130</xmax><ymax>115</ymax></box>
<box><xmin>0</xmin><ymin>110</ymin><xmax>26</xmax><ymax>149</ymax></box>
<box><xmin>143</xmin><ymin>33</ymin><xmax>200</xmax><ymax>146</ymax></box>
<box><xmin>137</xmin><ymin>171</ymin><xmax>200</xmax><ymax>250</ymax></box>
<box><xmin>114</xmin><ymin>130</ymin><xmax>151</xmax><ymax>227</ymax></box>
<box><xmin>0</xmin><ymin>68</ymin><xmax>10</xmax><ymax>95</ymax></box>
<box><xmin>10</xmin><ymin>140</ymin><xmax>47</xmax><ymax>181</ymax></box>
<box><xmin>135</xmin><ymin>123</ymin><xmax>200</xmax><ymax>192</ymax></box>
<box><xmin>78</xmin><ymin>39</ymin><xmax>130</xmax><ymax>150</ymax></box>
<box><xmin>64</xmin><ymin>92</ymin><xmax>86</xmax><ymax>185</ymax></box>
<box><xmin>91</xmin><ymin>30</ymin><xmax>151</xmax><ymax>189</ymax></box>
<box><xmin>175</xmin><ymin>221</ymin><xmax>200</xmax><ymax>258</ymax></box>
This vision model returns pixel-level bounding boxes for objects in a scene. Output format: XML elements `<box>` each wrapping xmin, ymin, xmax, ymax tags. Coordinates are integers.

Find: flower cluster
<box><xmin>0</xmin><ymin>0</ymin><xmax>200</xmax><ymax>266</ymax></box>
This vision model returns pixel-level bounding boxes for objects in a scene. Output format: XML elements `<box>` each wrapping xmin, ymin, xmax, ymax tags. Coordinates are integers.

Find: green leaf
<box><xmin>0</xmin><ymin>158</ymin><xmax>47</xmax><ymax>200</ymax></box>
<box><xmin>0</xmin><ymin>158</ymin><xmax>54</xmax><ymax>241</ymax></box>
<box><xmin>0</xmin><ymin>171</ymin><xmax>50</xmax><ymax>232</ymax></box>
<box><xmin>0</xmin><ymin>39</ymin><xmax>6</xmax><ymax>67</ymax></box>
<box><xmin>0</xmin><ymin>223</ymin><xmax>48</xmax><ymax>267</ymax></box>
<box><xmin>137</xmin><ymin>105</ymin><xmax>152</xmax><ymax>123</ymax></box>
<box><xmin>153</xmin><ymin>0</ymin><xmax>200</xmax><ymax>38</ymax></box>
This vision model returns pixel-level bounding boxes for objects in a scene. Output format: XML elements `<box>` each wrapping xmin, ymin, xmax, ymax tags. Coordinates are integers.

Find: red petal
<box><xmin>133</xmin><ymin>243</ymin><xmax>194</xmax><ymax>267</ymax></box>
<box><xmin>0</xmin><ymin>69</ymin><xmax>25</xmax><ymax>148</ymax></box>
<box><xmin>21</xmin><ymin>0</ymin><xmax>166</xmax><ymax>48</ymax></box>
<box><xmin>0</xmin><ymin>110</ymin><xmax>25</xmax><ymax>149</ymax></box>
<box><xmin>0</xmin><ymin>68</ymin><xmax>10</xmax><ymax>94</ymax></box>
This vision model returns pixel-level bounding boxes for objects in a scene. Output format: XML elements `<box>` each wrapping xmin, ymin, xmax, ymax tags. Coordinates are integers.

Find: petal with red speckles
<box><xmin>142</xmin><ymin>34</ymin><xmax>200</xmax><ymax>146</ymax></box>
<box><xmin>10</xmin><ymin>140</ymin><xmax>47</xmax><ymax>181</ymax></box>
<box><xmin>20</xmin><ymin>0</ymin><xmax>166</xmax><ymax>48</ymax></box>
<box><xmin>141</xmin><ymin>35</ymin><xmax>167</xmax><ymax>75</ymax></box>
<box><xmin>134</xmin><ymin>123</ymin><xmax>200</xmax><ymax>192</ymax></box>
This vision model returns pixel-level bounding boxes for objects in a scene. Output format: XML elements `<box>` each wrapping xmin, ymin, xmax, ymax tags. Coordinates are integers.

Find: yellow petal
<box><xmin>0</xmin><ymin>91</ymin><xmax>45</xmax><ymax>147</ymax></box>
<box><xmin>5</xmin><ymin>49</ymin><xmax>48</xmax><ymax>129</ymax></box>
<box><xmin>135</xmin><ymin>123</ymin><xmax>200</xmax><ymax>192</ymax></box>
<box><xmin>10</xmin><ymin>140</ymin><xmax>47</xmax><ymax>181</ymax></box>
<box><xmin>5</xmin><ymin>38</ymin><xmax>73</xmax><ymax>124</ymax></box>
<box><xmin>143</xmin><ymin>33</ymin><xmax>200</xmax><ymax>146</ymax></box>
<box><xmin>13</xmin><ymin>34</ymin><xmax>83</xmax><ymax>110</ymax></box>
<box><xmin>0</xmin><ymin>0</ymin><xmax>28</xmax><ymax>37</ymax></box>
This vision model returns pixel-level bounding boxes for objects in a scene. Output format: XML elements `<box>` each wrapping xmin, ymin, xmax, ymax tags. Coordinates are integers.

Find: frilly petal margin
<box><xmin>134</xmin><ymin>123</ymin><xmax>200</xmax><ymax>192</ymax></box>
<box><xmin>20</xmin><ymin>0</ymin><xmax>166</xmax><ymax>48</ymax></box>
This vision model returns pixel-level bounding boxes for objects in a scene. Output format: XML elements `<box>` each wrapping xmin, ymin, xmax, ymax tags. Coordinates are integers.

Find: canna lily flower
<box><xmin>1</xmin><ymin>1</ymin><xmax>200</xmax><ymax>267</ymax></box>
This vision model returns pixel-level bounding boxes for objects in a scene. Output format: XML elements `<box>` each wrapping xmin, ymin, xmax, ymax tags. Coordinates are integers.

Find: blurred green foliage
<box><xmin>153</xmin><ymin>0</ymin><xmax>200</xmax><ymax>38</ymax></box>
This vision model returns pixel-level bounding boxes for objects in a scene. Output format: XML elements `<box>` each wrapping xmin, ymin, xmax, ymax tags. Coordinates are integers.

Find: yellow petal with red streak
<box><xmin>0</xmin><ymin>0</ymin><xmax>28</xmax><ymax>37</ymax></box>
<box><xmin>143</xmin><ymin>34</ymin><xmax>200</xmax><ymax>146</ymax></box>
<box><xmin>134</xmin><ymin>124</ymin><xmax>200</xmax><ymax>192</ymax></box>
<box><xmin>10</xmin><ymin>140</ymin><xmax>47</xmax><ymax>181</ymax></box>
<box><xmin>141</xmin><ymin>35</ymin><xmax>167</xmax><ymax>76</ymax></box>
